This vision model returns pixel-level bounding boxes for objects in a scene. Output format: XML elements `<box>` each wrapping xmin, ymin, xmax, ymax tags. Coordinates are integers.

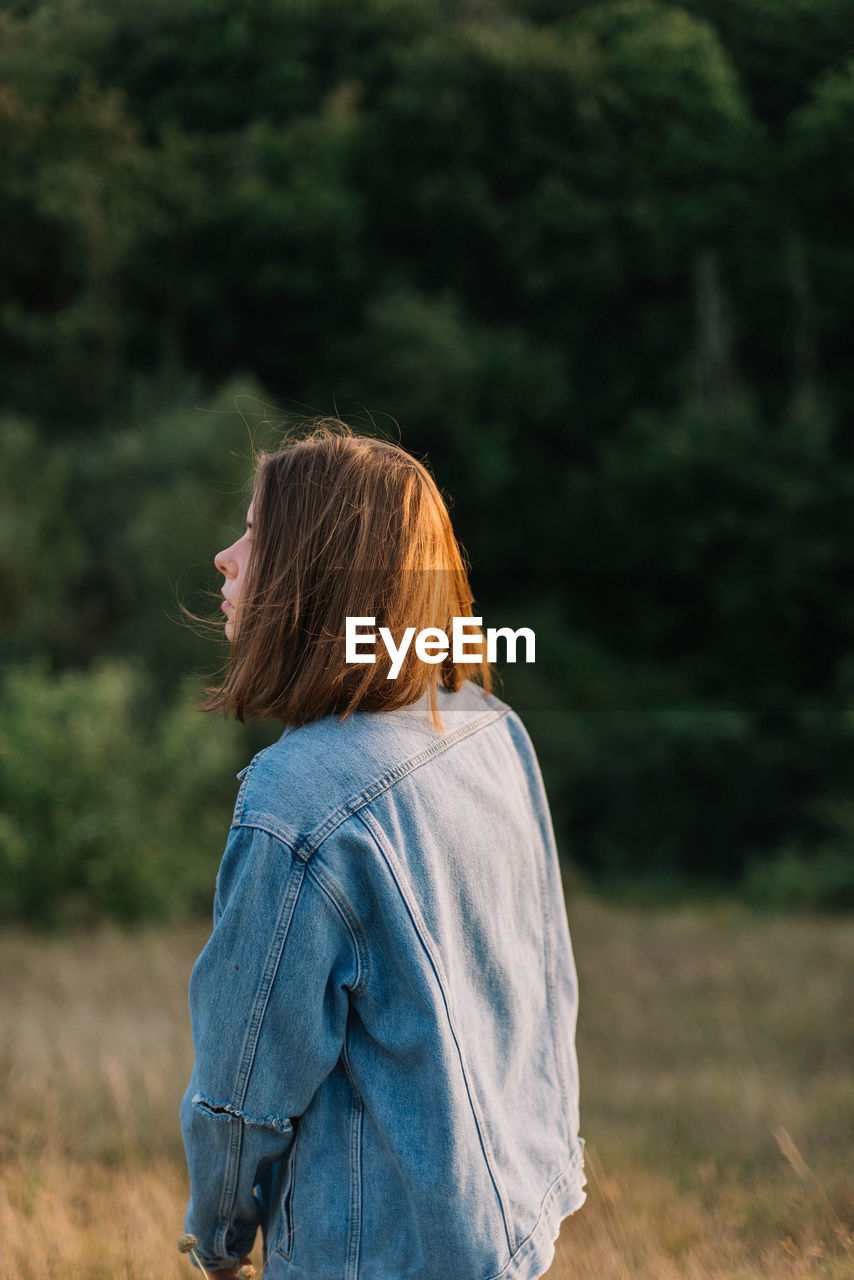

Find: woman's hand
<box><xmin>177</xmin><ymin>1237</ymin><xmax>255</xmax><ymax>1280</ymax></box>
<box><xmin>208</xmin><ymin>1258</ymin><xmax>254</xmax><ymax>1279</ymax></box>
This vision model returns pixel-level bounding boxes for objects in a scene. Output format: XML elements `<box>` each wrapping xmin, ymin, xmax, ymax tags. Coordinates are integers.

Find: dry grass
<box><xmin>0</xmin><ymin>922</ymin><xmax>213</xmax><ymax>1279</ymax></box>
<box><xmin>1</xmin><ymin>897</ymin><xmax>852</xmax><ymax>1278</ymax></box>
<box><xmin>553</xmin><ymin>897</ymin><xmax>854</xmax><ymax>1279</ymax></box>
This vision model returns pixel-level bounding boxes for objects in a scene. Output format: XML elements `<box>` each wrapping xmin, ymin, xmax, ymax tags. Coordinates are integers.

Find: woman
<box><xmin>180</xmin><ymin>421</ymin><xmax>586</xmax><ymax>1279</ymax></box>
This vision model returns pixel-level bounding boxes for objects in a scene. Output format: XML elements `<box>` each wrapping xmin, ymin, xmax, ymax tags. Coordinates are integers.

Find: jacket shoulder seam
<box><xmin>230</xmin><ymin>815</ymin><xmax>301</xmax><ymax>849</ymax></box>
<box><xmin>295</xmin><ymin>706</ymin><xmax>509</xmax><ymax>862</ymax></box>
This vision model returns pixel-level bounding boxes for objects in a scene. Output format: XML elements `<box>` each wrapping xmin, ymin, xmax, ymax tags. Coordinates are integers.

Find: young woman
<box><xmin>180</xmin><ymin>422</ymin><xmax>586</xmax><ymax>1279</ymax></box>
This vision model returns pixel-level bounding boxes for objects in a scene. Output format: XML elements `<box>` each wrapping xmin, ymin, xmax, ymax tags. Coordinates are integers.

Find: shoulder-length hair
<box><xmin>197</xmin><ymin>419</ymin><xmax>494</xmax><ymax>733</ymax></box>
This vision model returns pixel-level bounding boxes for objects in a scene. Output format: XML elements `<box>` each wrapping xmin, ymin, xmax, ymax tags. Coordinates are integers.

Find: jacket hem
<box><xmin>259</xmin><ymin>1143</ymin><xmax>586</xmax><ymax>1279</ymax></box>
<box><xmin>491</xmin><ymin>1139</ymin><xmax>587</xmax><ymax>1280</ymax></box>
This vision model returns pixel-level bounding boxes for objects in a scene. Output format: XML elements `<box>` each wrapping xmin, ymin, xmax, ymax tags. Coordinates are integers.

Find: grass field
<box><xmin>2</xmin><ymin>894</ymin><xmax>852</xmax><ymax>1278</ymax></box>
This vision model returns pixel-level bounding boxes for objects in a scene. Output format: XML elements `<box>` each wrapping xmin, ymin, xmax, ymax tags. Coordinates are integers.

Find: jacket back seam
<box><xmin>342</xmin><ymin>1034</ymin><xmax>364</xmax><ymax>1280</ymax></box>
<box><xmin>355</xmin><ymin>804</ymin><xmax>516</xmax><ymax>1260</ymax></box>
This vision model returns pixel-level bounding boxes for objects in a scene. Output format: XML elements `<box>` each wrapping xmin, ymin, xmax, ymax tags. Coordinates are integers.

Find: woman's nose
<box><xmin>214</xmin><ymin>544</ymin><xmax>236</xmax><ymax>578</ymax></box>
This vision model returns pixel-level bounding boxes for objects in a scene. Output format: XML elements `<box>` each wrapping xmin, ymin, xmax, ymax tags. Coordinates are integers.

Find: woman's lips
<box><xmin>222</xmin><ymin>600</ymin><xmax>232</xmax><ymax>612</ymax></box>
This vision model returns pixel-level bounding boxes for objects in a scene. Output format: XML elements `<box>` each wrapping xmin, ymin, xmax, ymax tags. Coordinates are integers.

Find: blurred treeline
<box><xmin>3</xmin><ymin>0</ymin><xmax>854</xmax><ymax>925</ymax></box>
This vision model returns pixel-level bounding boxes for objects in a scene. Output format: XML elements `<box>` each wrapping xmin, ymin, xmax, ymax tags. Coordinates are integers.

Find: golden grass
<box><xmin>552</xmin><ymin>897</ymin><xmax>854</xmax><ymax>1279</ymax></box>
<box><xmin>2</xmin><ymin>897</ymin><xmax>852</xmax><ymax>1278</ymax></box>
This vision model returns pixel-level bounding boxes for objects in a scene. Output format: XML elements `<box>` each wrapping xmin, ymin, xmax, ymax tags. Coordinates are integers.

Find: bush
<box><xmin>0</xmin><ymin>656</ymin><xmax>247</xmax><ymax>926</ymax></box>
<box><xmin>743</xmin><ymin>843</ymin><xmax>854</xmax><ymax>911</ymax></box>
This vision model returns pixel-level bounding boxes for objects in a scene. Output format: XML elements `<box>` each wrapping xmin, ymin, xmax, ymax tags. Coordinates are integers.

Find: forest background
<box><xmin>3</xmin><ymin>0</ymin><xmax>854</xmax><ymax>926</ymax></box>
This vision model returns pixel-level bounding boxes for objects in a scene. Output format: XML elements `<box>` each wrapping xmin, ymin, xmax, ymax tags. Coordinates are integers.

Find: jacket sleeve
<box><xmin>179</xmin><ymin>821</ymin><xmax>358</xmax><ymax>1269</ymax></box>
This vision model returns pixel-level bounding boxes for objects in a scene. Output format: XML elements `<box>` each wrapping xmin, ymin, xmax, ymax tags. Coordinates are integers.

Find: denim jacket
<box><xmin>180</xmin><ymin>679</ymin><xmax>585</xmax><ymax>1279</ymax></box>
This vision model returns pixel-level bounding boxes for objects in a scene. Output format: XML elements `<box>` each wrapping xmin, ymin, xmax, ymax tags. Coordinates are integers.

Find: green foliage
<box><xmin>744</xmin><ymin>844</ymin><xmax>854</xmax><ymax>911</ymax></box>
<box><xmin>0</xmin><ymin>656</ymin><xmax>246</xmax><ymax>926</ymax></box>
<box><xmin>785</xmin><ymin>55</ymin><xmax>854</xmax><ymax>428</ymax></box>
<box><xmin>0</xmin><ymin>0</ymin><xmax>843</xmax><ymax>438</ymax></box>
<box><xmin>177</xmin><ymin>111</ymin><xmax>368</xmax><ymax>387</ymax></box>
<box><xmin>494</xmin><ymin>595</ymin><xmax>853</xmax><ymax>890</ymax></box>
<box><xmin>553</xmin><ymin>388</ymin><xmax>852</xmax><ymax>702</ymax></box>
<box><xmin>0</xmin><ymin>378</ymin><xmax>273</xmax><ymax>687</ymax></box>
<box><xmin>358</xmin><ymin>2</ymin><xmax>759</xmax><ymax>439</ymax></box>
<box><xmin>744</xmin><ymin>776</ymin><xmax>854</xmax><ymax>910</ymax></box>
<box><xmin>679</xmin><ymin>0</ymin><xmax>854</xmax><ymax>133</ymax></box>
<box><xmin>337</xmin><ymin>283</ymin><xmax>569</xmax><ymax>566</ymax></box>
<box><xmin>0</xmin><ymin>417</ymin><xmax>87</xmax><ymax>654</ymax></box>
<box><xmin>2</xmin><ymin>0</ymin><xmax>854</xmax><ymax>917</ymax></box>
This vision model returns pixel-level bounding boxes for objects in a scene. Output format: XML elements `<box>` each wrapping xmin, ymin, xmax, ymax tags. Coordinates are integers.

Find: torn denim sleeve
<box><xmin>179</xmin><ymin>822</ymin><xmax>359</xmax><ymax>1268</ymax></box>
<box><xmin>179</xmin><ymin>1070</ymin><xmax>294</xmax><ymax>1267</ymax></box>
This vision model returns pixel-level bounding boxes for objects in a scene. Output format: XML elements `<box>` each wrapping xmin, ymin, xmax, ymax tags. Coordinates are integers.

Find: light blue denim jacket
<box><xmin>180</xmin><ymin>679</ymin><xmax>585</xmax><ymax>1279</ymax></box>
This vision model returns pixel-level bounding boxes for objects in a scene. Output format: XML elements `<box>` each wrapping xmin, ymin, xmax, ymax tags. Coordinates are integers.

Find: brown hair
<box><xmin>197</xmin><ymin>419</ymin><xmax>493</xmax><ymax>732</ymax></box>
